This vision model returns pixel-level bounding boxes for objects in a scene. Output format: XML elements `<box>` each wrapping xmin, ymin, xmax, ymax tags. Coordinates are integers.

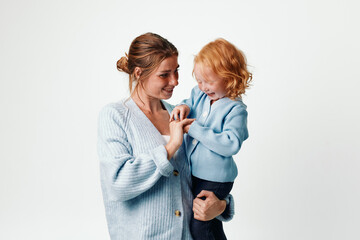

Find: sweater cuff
<box><xmin>151</xmin><ymin>145</ymin><xmax>174</xmax><ymax>177</ymax></box>
<box><xmin>216</xmin><ymin>194</ymin><xmax>235</xmax><ymax>222</ymax></box>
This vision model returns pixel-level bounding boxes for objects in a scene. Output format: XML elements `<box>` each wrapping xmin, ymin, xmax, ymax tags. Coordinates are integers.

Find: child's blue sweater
<box><xmin>182</xmin><ymin>86</ymin><xmax>249</xmax><ymax>182</ymax></box>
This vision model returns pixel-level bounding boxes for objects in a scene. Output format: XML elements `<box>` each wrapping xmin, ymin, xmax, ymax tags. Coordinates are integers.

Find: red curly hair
<box><xmin>194</xmin><ymin>38</ymin><xmax>252</xmax><ymax>100</ymax></box>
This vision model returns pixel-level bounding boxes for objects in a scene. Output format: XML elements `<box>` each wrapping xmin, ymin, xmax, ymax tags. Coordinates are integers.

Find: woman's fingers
<box><xmin>169</xmin><ymin>118</ymin><xmax>185</xmax><ymax>146</ymax></box>
<box><xmin>192</xmin><ymin>190</ymin><xmax>225</xmax><ymax>221</ymax></box>
<box><xmin>197</xmin><ymin>190</ymin><xmax>213</xmax><ymax>199</ymax></box>
<box><xmin>193</xmin><ymin>209</ymin><xmax>204</xmax><ymax>221</ymax></box>
<box><xmin>193</xmin><ymin>198</ymin><xmax>206</xmax><ymax>221</ymax></box>
<box><xmin>193</xmin><ymin>197</ymin><xmax>204</xmax><ymax>211</ymax></box>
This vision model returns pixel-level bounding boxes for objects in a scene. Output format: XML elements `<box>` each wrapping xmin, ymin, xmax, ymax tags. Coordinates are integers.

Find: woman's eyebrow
<box><xmin>159</xmin><ymin>65</ymin><xmax>180</xmax><ymax>73</ymax></box>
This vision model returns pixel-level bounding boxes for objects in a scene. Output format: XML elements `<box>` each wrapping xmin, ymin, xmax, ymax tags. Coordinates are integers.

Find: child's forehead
<box><xmin>194</xmin><ymin>63</ymin><xmax>219</xmax><ymax>82</ymax></box>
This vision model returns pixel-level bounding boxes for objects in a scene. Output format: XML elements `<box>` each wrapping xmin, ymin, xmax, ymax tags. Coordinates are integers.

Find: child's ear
<box><xmin>134</xmin><ymin>67</ymin><xmax>142</xmax><ymax>80</ymax></box>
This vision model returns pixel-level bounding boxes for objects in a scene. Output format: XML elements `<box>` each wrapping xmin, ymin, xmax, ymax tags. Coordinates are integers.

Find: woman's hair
<box><xmin>117</xmin><ymin>33</ymin><xmax>178</xmax><ymax>93</ymax></box>
<box><xmin>194</xmin><ymin>38</ymin><xmax>252</xmax><ymax>100</ymax></box>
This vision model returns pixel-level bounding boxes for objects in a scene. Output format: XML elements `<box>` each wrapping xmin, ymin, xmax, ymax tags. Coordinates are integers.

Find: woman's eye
<box><xmin>160</xmin><ymin>74</ymin><xmax>168</xmax><ymax>78</ymax></box>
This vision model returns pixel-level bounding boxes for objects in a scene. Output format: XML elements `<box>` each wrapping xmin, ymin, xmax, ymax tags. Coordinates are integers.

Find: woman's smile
<box><xmin>162</xmin><ymin>87</ymin><xmax>174</xmax><ymax>94</ymax></box>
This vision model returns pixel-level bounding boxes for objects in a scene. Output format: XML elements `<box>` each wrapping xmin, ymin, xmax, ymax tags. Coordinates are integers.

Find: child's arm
<box><xmin>188</xmin><ymin>106</ymin><xmax>248</xmax><ymax>157</ymax></box>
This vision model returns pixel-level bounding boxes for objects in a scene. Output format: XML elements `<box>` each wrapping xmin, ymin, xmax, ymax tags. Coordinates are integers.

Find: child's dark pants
<box><xmin>191</xmin><ymin>176</ymin><xmax>234</xmax><ymax>240</ymax></box>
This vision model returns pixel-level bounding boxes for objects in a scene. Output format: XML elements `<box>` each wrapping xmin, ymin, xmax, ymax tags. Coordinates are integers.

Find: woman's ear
<box><xmin>134</xmin><ymin>67</ymin><xmax>142</xmax><ymax>80</ymax></box>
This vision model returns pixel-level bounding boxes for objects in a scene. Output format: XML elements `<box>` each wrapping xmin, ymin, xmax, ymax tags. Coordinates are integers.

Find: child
<box><xmin>170</xmin><ymin>38</ymin><xmax>252</xmax><ymax>240</ymax></box>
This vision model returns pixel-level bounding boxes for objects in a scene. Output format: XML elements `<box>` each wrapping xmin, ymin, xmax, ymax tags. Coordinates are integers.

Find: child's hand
<box><xmin>183</xmin><ymin>119</ymin><xmax>195</xmax><ymax>133</ymax></box>
<box><xmin>170</xmin><ymin>105</ymin><xmax>190</xmax><ymax>121</ymax></box>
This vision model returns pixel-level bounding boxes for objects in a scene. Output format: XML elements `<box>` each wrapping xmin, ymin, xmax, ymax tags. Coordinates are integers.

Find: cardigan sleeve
<box><xmin>97</xmin><ymin>105</ymin><xmax>174</xmax><ymax>202</ymax></box>
<box><xmin>216</xmin><ymin>194</ymin><xmax>235</xmax><ymax>222</ymax></box>
<box><xmin>188</xmin><ymin>106</ymin><xmax>249</xmax><ymax>157</ymax></box>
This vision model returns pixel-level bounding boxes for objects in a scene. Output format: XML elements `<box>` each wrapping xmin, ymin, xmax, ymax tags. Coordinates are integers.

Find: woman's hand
<box><xmin>170</xmin><ymin>105</ymin><xmax>190</xmax><ymax>121</ymax></box>
<box><xmin>165</xmin><ymin>118</ymin><xmax>194</xmax><ymax>160</ymax></box>
<box><xmin>192</xmin><ymin>190</ymin><xmax>227</xmax><ymax>221</ymax></box>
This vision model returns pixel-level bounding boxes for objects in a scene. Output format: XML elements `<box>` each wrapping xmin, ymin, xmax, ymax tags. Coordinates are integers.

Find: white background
<box><xmin>1</xmin><ymin>0</ymin><xmax>360</xmax><ymax>239</ymax></box>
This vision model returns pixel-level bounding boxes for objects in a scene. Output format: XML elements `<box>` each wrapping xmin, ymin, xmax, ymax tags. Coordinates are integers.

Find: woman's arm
<box><xmin>98</xmin><ymin>106</ymin><xmax>174</xmax><ymax>202</ymax></box>
<box><xmin>166</xmin><ymin>118</ymin><xmax>195</xmax><ymax>159</ymax></box>
<box><xmin>98</xmin><ymin>105</ymin><xmax>192</xmax><ymax>202</ymax></box>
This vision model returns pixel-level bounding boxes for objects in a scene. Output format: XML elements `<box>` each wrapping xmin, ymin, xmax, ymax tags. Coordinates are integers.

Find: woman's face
<box><xmin>141</xmin><ymin>56</ymin><xmax>179</xmax><ymax>100</ymax></box>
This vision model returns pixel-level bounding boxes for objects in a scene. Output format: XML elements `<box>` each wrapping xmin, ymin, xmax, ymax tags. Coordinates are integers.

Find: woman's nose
<box><xmin>169</xmin><ymin>74</ymin><xmax>179</xmax><ymax>86</ymax></box>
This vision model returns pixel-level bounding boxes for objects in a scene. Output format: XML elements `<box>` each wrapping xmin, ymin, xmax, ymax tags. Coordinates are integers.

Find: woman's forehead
<box><xmin>156</xmin><ymin>56</ymin><xmax>179</xmax><ymax>71</ymax></box>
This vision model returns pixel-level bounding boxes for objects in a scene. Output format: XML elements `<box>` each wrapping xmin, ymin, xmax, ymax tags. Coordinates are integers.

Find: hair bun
<box><xmin>117</xmin><ymin>56</ymin><xmax>130</xmax><ymax>73</ymax></box>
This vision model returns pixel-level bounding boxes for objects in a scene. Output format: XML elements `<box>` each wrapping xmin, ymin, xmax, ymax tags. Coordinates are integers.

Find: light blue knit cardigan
<box><xmin>182</xmin><ymin>86</ymin><xmax>249</xmax><ymax>182</ymax></box>
<box><xmin>98</xmin><ymin>98</ymin><xmax>234</xmax><ymax>240</ymax></box>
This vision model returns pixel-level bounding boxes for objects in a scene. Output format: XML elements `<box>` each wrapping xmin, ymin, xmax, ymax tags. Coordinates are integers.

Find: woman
<box><xmin>98</xmin><ymin>32</ymin><xmax>234</xmax><ymax>239</ymax></box>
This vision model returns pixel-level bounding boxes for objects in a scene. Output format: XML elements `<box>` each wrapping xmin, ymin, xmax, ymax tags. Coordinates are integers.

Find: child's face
<box><xmin>194</xmin><ymin>64</ymin><xmax>227</xmax><ymax>102</ymax></box>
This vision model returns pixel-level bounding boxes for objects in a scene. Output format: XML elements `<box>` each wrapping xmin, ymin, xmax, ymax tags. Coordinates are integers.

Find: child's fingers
<box><xmin>170</xmin><ymin>109</ymin><xmax>179</xmax><ymax>121</ymax></box>
<box><xmin>185</xmin><ymin>107</ymin><xmax>190</xmax><ymax>119</ymax></box>
<box><xmin>196</xmin><ymin>190</ymin><xmax>213</xmax><ymax>199</ymax></box>
<box><xmin>180</xmin><ymin>109</ymin><xmax>185</xmax><ymax>120</ymax></box>
<box><xmin>174</xmin><ymin>111</ymin><xmax>178</xmax><ymax>120</ymax></box>
<box><xmin>181</xmin><ymin>118</ymin><xmax>195</xmax><ymax>126</ymax></box>
<box><xmin>183</xmin><ymin>106</ymin><xmax>190</xmax><ymax>120</ymax></box>
<box><xmin>169</xmin><ymin>111</ymin><xmax>176</xmax><ymax>122</ymax></box>
<box><xmin>187</xmin><ymin>118</ymin><xmax>195</xmax><ymax>124</ymax></box>
<box><xmin>169</xmin><ymin>112</ymin><xmax>174</xmax><ymax>122</ymax></box>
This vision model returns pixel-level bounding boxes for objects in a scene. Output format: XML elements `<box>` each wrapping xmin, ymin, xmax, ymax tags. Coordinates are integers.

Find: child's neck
<box><xmin>210</xmin><ymin>98</ymin><xmax>221</xmax><ymax>105</ymax></box>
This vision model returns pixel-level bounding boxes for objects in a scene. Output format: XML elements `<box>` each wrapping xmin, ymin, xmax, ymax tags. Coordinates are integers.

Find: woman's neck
<box><xmin>131</xmin><ymin>90</ymin><xmax>164</xmax><ymax>114</ymax></box>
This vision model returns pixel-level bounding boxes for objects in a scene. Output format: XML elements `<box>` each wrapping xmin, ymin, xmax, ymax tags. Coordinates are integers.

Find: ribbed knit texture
<box><xmin>98</xmin><ymin>98</ymin><xmax>234</xmax><ymax>239</ymax></box>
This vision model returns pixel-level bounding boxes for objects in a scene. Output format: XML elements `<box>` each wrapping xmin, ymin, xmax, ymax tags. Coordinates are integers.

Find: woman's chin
<box><xmin>161</xmin><ymin>90</ymin><xmax>173</xmax><ymax>99</ymax></box>
<box><xmin>162</xmin><ymin>94</ymin><xmax>172</xmax><ymax>100</ymax></box>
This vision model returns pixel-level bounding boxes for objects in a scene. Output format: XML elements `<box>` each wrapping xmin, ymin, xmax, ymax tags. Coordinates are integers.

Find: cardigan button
<box><xmin>202</xmin><ymin>112</ymin><xmax>208</xmax><ymax>117</ymax></box>
<box><xmin>175</xmin><ymin>210</ymin><xmax>181</xmax><ymax>217</ymax></box>
<box><xmin>192</xmin><ymin>139</ymin><xmax>198</xmax><ymax>145</ymax></box>
<box><xmin>173</xmin><ymin>170</ymin><xmax>179</xmax><ymax>176</ymax></box>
